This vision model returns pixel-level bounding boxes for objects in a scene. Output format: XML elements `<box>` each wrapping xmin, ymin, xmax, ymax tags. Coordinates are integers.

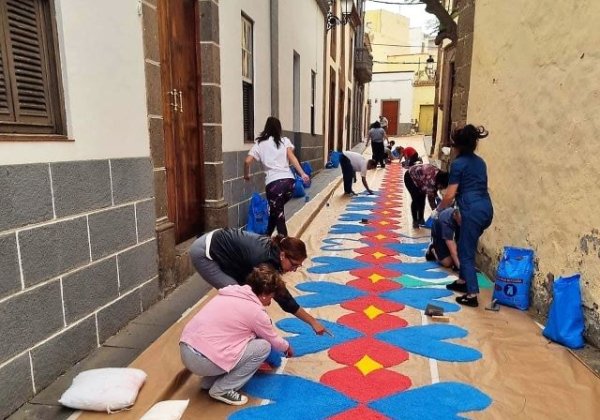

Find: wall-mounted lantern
<box><xmin>425</xmin><ymin>55</ymin><xmax>436</xmax><ymax>79</ymax></box>
<box><xmin>327</xmin><ymin>0</ymin><xmax>354</xmax><ymax>31</ymax></box>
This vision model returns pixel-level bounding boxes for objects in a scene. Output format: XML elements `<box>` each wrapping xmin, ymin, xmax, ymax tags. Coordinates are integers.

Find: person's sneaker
<box><xmin>210</xmin><ymin>390</ymin><xmax>248</xmax><ymax>406</ymax></box>
<box><xmin>446</xmin><ymin>280</ymin><xmax>467</xmax><ymax>293</ymax></box>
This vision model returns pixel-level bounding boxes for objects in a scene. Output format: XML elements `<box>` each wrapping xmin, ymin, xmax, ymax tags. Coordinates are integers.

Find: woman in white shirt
<box><xmin>244</xmin><ymin>117</ymin><xmax>309</xmax><ymax>236</ymax></box>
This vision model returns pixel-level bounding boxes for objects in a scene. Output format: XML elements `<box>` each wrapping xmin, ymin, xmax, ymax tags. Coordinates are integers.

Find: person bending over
<box><xmin>190</xmin><ymin>228</ymin><xmax>329</xmax><ymax>335</ymax></box>
<box><xmin>339</xmin><ymin>150</ymin><xmax>377</xmax><ymax>196</ymax></box>
<box><xmin>180</xmin><ymin>264</ymin><xmax>292</xmax><ymax>406</ymax></box>
<box><xmin>404</xmin><ymin>163</ymin><xmax>449</xmax><ymax>228</ymax></box>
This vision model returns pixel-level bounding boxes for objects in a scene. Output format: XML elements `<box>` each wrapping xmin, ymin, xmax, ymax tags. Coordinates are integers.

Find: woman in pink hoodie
<box><xmin>180</xmin><ymin>264</ymin><xmax>292</xmax><ymax>406</ymax></box>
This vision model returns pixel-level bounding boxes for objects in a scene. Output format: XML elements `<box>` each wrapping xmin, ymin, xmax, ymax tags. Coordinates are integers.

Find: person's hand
<box><xmin>301</xmin><ymin>173</ymin><xmax>310</xmax><ymax>184</ymax></box>
<box><xmin>431</xmin><ymin>209</ymin><xmax>439</xmax><ymax>220</ymax></box>
<box><xmin>312</xmin><ymin>321</ymin><xmax>333</xmax><ymax>337</ymax></box>
<box><xmin>243</xmin><ymin>174</ymin><xmax>251</xmax><ymax>181</ymax></box>
<box><xmin>284</xmin><ymin>345</ymin><xmax>294</xmax><ymax>358</ymax></box>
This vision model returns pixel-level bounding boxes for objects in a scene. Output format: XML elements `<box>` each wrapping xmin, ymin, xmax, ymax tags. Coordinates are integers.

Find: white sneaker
<box><xmin>210</xmin><ymin>390</ymin><xmax>248</xmax><ymax>406</ymax></box>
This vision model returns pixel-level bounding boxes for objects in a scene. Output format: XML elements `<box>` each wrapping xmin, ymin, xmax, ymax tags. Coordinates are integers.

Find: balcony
<box><xmin>354</xmin><ymin>47</ymin><xmax>373</xmax><ymax>84</ymax></box>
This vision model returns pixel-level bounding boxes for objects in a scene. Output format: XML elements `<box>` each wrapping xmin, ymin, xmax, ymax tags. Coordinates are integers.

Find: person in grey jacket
<box><xmin>189</xmin><ymin>228</ymin><xmax>329</xmax><ymax>335</ymax></box>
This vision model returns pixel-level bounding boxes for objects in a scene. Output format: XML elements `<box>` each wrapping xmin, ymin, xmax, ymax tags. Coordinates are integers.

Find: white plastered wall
<box><xmin>368</xmin><ymin>72</ymin><xmax>414</xmax><ymax>126</ymax></box>
<box><xmin>278</xmin><ymin>0</ymin><xmax>324</xmax><ymax>135</ymax></box>
<box><xmin>219</xmin><ymin>0</ymin><xmax>270</xmax><ymax>152</ymax></box>
<box><xmin>0</xmin><ymin>0</ymin><xmax>150</xmax><ymax>165</ymax></box>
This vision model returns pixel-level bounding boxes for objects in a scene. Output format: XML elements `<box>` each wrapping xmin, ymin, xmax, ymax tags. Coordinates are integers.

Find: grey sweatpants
<box><xmin>189</xmin><ymin>233</ymin><xmax>238</xmax><ymax>289</ymax></box>
<box><xmin>179</xmin><ymin>340</ymin><xmax>270</xmax><ymax>396</ymax></box>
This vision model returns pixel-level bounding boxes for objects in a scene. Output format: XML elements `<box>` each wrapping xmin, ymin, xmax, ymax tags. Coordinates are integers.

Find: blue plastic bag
<box><xmin>492</xmin><ymin>246</ymin><xmax>534</xmax><ymax>310</ymax></box>
<box><xmin>301</xmin><ymin>162</ymin><xmax>313</xmax><ymax>188</ymax></box>
<box><xmin>292</xmin><ymin>176</ymin><xmax>305</xmax><ymax>198</ymax></box>
<box><xmin>543</xmin><ymin>274</ymin><xmax>585</xmax><ymax>349</ymax></box>
<box><xmin>330</xmin><ymin>151</ymin><xmax>341</xmax><ymax>168</ymax></box>
<box><xmin>246</xmin><ymin>192</ymin><xmax>269</xmax><ymax>234</ymax></box>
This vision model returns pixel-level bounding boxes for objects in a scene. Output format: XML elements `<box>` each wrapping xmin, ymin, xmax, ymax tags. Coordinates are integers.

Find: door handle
<box><xmin>178</xmin><ymin>90</ymin><xmax>183</xmax><ymax>114</ymax></box>
<box><xmin>169</xmin><ymin>89</ymin><xmax>179</xmax><ymax>112</ymax></box>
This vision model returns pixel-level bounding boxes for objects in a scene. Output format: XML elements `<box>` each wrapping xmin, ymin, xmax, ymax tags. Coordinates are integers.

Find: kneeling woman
<box><xmin>190</xmin><ymin>227</ymin><xmax>329</xmax><ymax>335</ymax></box>
<box><xmin>180</xmin><ymin>264</ymin><xmax>292</xmax><ymax>406</ymax></box>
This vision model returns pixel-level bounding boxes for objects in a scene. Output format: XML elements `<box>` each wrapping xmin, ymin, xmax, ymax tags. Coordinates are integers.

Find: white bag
<box><xmin>140</xmin><ymin>400</ymin><xmax>190</xmax><ymax>420</ymax></box>
<box><xmin>58</xmin><ymin>368</ymin><xmax>147</xmax><ymax>412</ymax></box>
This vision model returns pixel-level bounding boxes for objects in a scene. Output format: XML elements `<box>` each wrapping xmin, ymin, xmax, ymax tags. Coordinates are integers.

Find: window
<box><xmin>329</xmin><ymin>1</ymin><xmax>336</xmax><ymax>61</ymax></box>
<box><xmin>241</xmin><ymin>14</ymin><xmax>254</xmax><ymax>142</ymax></box>
<box><xmin>310</xmin><ymin>70</ymin><xmax>316</xmax><ymax>135</ymax></box>
<box><xmin>0</xmin><ymin>0</ymin><xmax>65</xmax><ymax>139</ymax></box>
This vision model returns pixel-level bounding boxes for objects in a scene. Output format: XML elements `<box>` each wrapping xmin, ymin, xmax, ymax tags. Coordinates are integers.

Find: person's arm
<box><xmin>437</xmin><ymin>184</ymin><xmax>458</xmax><ymax>211</ymax></box>
<box><xmin>252</xmin><ymin>311</ymin><xmax>290</xmax><ymax>353</ymax></box>
<box><xmin>244</xmin><ymin>155</ymin><xmax>255</xmax><ymax>181</ymax></box>
<box><xmin>361</xmin><ymin>176</ymin><xmax>373</xmax><ymax>194</ymax></box>
<box><xmin>294</xmin><ymin>307</ymin><xmax>330</xmax><ymax>335</ymax></box>
<box><xmin>445</xmin><ymin>239</ymin><xmax>460</xmax><ymax>269</ymax></box>
<box><xmin>286</xmin><ymin>147</ymin><xmax>310</xmax><ymax>184</ymax></box>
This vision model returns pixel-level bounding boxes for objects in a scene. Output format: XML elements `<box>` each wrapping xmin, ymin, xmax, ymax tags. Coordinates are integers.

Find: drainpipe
<box><xmin>270</xmin><ymin>0</ymin><xmax>279</xmax><ymax>117</ymax></box>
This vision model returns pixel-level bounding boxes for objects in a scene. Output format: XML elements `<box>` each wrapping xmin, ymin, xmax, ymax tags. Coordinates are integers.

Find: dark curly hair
<box><xmin>451</xmin><ymin>124</ymin><xmax>488</xmax><ymax>153</ymax></box>
<box><xmin>245</xmin><ymin>263</ymin><xmax>285</xmax><ymax>296</ymax></box>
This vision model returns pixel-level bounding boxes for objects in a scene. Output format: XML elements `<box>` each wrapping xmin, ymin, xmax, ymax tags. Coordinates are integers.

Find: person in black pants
<box><xmin>367</xmin><ymin>121</ymin><xmax>388</xmax><ymax>168</ymax></box>
<box><xmin>339</xmin><ymin>150</ymin><xmax>377</xmax><ymax>195</ymax></box>
<box><xmin>404</xmin><ymin>163</ymin><xmax>448</xmax><ymax>228</ymax></box>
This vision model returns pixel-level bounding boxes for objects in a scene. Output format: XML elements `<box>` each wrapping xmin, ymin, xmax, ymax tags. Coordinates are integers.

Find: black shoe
<box><xmin>446</xmin><ymin>280</ymin><xmax>467</xmax><ymax>293</ymax></box>
<box><xmin>425</xmin><ymin>245</ymin><xmax>436</xmax><ymax>262</ymax></box>
<box><xmin>456</xmin><ymin>294</ymin><xmax>478</xmax><ymax>307</ymax></box>
<box><xmin>417</xmin><ymin>218</ymin><xmax>426</xmax><ymax>226</ymax></box>
<box><xmin>412</xmin><ymin>221</ymin><xmax>420</xmax><ymax>229</ymax></box>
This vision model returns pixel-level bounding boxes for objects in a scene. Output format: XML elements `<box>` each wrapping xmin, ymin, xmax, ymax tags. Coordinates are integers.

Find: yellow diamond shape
<box><xmin>382</xmin><ymin>210</ymin><xmax>390</xmax><ymax>215</ymax></box>
<box><xmin>372</xmin><ymin>251</ymin><xmax>386</xmax><ymax>259</ymax></box>
<box><xmin>368</xmin><ymin>273</ymin><xmax>385</xmax><ymax>283</ymax></box>
<box><xmin>375</xmin><ymin>234</ymin><xmax>387</xmax><ymax>240</ymax></box>
<box><xmin>379</xmin><ymin>221</ymin><xmax>390</xmax><ymax>226</ymax></box>
<box><xmin>354</xmin><ymin>355</ymin><xmax>383</xmax><ymax>376</ymax></box>
<box><xmin>363</xmin><ymin>305</ymin><xmax>384</xmax><ymax>320</ymax></box>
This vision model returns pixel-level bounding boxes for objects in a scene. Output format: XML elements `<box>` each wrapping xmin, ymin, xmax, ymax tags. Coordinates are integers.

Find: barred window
<box><xmin>241</xmin><ymin>14</ymin><xmax>253</xmax><ymax>142</ymax></box>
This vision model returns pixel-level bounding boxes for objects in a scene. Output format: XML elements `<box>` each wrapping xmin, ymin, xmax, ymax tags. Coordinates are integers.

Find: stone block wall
<box><xmin>0</xmin><ymin>157</ymin><xmax>158</xmax><ymax>418</ymax></box>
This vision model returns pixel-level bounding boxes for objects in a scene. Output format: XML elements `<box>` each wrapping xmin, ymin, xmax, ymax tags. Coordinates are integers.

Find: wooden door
<box><xmin>419</xmin><ymin>105</ymin><xmax>434</xmax><ymax>135</ymax></box>
<box><xmin>328</xmin><ymin>67</ymin><xmax>336</xmax><ymax>152</ymax></box>
<box><xmin>158</xmin><ymin>0</ymin><xmax>204</xmax><ymax>243</ymax></box>
<box><xmin>337</xmin><ymin>88</ymin><xmax>344</xmax><ymax>151</ymax></box>
<box><xmin>381</xmin><ymin>100</ymin><xmax>399</xmax><ymax>136</ymax></box>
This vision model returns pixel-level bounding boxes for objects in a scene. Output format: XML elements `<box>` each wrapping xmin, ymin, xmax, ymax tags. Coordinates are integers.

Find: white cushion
<box><xmin>140</xmin><ymin>400</ymin><xmax>190</xmax><ymax>420</ymax></box>
<box><xmin>58</xmin><ymin>368</ymin><xmax>147</xmax><ymax>412</ymax></box>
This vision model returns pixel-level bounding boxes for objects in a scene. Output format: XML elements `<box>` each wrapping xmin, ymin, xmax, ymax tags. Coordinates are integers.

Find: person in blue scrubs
<box><xmin>435</xmin><ymin>125</ymin><xmax>493</xmax><ymax>307</ymax></box>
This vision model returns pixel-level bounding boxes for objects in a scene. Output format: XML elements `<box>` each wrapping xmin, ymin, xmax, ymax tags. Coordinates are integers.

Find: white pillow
<box><xmin>58</xmin><ymin>368</ymin><xmax>147</xmax><ymax>412</ymax></box>
<box><xmin>140</xmin><ymin>400</ymin><xmax>190</xmax><ymax>420</ymax></box>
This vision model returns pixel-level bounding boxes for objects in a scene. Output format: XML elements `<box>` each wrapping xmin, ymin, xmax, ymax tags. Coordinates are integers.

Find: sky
<box><xmin>364</xmin><ymin>0</ymin><xmax>434</xmax><ymax>32</ymax></box>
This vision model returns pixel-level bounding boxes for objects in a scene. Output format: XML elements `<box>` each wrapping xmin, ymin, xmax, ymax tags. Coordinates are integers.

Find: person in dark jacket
<box><xmin>189</xmin><ymin>228</ymin><xmax>329</xmax><ymax>335</ymax></box>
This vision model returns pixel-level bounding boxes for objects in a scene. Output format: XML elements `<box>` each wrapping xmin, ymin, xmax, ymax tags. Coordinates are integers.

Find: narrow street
<box><xmin>72</xmin><ymin>142</ymin><xmax>599</xmax><ymax>419</ymax></box>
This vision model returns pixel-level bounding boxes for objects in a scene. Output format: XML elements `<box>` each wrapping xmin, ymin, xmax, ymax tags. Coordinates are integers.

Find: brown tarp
<box><xmin>78</xmin><ymin>155</ymin><xmax>600</xmax><ymax>420</ymax></box>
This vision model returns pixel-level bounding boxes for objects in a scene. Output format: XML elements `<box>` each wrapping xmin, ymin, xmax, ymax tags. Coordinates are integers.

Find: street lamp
<box><xmin>425</xmin><ymin>55</ymin><xmax>435</xmax><ymax>79</ymax></box>
<box><xmin>327</xmin><ymin>0</ymin><xmax>354</xmax><ymax>31</ymax></box>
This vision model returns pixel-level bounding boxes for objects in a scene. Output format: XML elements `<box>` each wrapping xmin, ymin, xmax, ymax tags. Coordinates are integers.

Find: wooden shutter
<box><xmin>242</xmin><ymin>81</ymin><xmax>253</xmax><ymax>142</ymax></box>
<box><xmin>0</xmin><ymin>0</ymin><xmax>63</xmax><ymax>135</ymax></box>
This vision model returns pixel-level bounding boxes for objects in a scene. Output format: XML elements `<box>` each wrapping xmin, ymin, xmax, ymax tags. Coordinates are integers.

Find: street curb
<box><xmin>293</xmin><ymin>176</ymin><xmax>343</xmax><ymax>239</ymax></box>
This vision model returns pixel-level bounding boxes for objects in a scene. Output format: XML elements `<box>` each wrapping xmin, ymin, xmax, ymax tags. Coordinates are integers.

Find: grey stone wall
<box><xmin>224</xmin><ymin>132</ymin><xmax>324</xmax><ymax>228</ymax></box>
<box><xmin>0</xmin><ymin>157</ymin><xmax>158</xmax><ymax>418</ymax></box>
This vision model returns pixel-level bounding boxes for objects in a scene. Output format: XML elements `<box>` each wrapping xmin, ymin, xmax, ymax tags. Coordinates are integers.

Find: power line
<box><xmin>367</xmin><ymin>0</ymin><xmax>424</xmax><ymax>5</ymax></box>
<box><xmin>372</xmin><ymin>43</ymin><xmax>437</xmax><ymax>49</ymax></box>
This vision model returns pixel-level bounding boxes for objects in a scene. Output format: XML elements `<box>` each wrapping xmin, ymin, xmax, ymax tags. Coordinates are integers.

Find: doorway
<box><xmin>158</xmin><ymin>0</ymin><xmax>205</xmax><ymax>243</ymax></box>
<box><xmin>381</xmin><ymin>99</ymin><xmax>399</xmax><ymax>135</ymax></box>
<box><xmin>328</xmin><ymin>67</ymin><xmax>336</xmax><ymax>153</ymax></box>
<box><xmin>419</xmin><ymin>105</ymin><xmax>434</xmax><ymax>135</ymax></box>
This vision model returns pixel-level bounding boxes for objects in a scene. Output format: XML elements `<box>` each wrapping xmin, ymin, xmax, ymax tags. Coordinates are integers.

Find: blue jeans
<box><xmin>458</xmin><ymin>202</ymin><xmax>493</xmax><ymax>294</ymax></box>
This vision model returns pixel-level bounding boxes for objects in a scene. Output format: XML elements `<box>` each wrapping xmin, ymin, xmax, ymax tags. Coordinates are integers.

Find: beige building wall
<box><xmin>466</xmin><ymin>0</ymin><xmax>600</xmax><ymax>344</ymax></box>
